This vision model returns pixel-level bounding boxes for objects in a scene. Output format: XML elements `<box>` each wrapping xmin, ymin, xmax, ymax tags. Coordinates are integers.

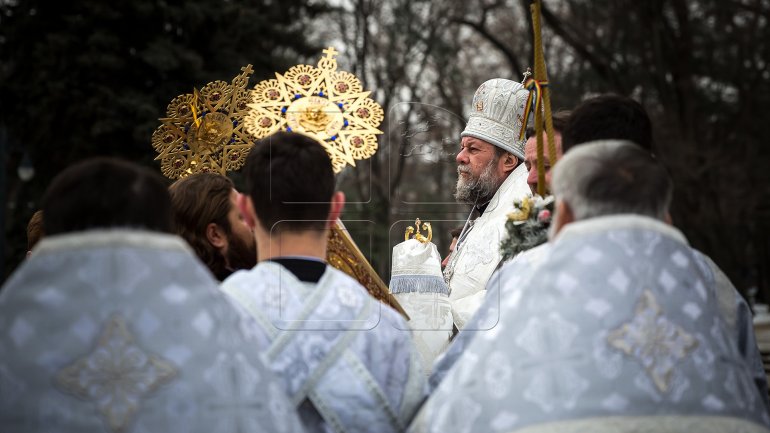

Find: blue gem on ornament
<box><xmin>343</xmin><ymin>120</ymin><xmax>348</xmax><ymax>127</ymax></box>
<box><xmin>318</xmin><ymin>91</ymin><xmax>324</xmax><ymax>97</ymax></box>
<box><xmin>337</xmin><ymin>103</ymin><xmax>344</xmax><ymax>109</ymax></box>
<box><xmin>294</xmin><ymin>94</ymin><xmax>301</xmax><ymax>99</ymax></box>
<box><xmin>232</xmin><ymin>120</ymin><xmax>238</xmax><ymax>126</ymax></box>
<box><xmin>330</xmin><ymin>135</ymin><xmax>337</xmax><ymax>141</ymax></box>
<box><xmin>183</xmin><ymin>143</ymin><xmax>189</xmax><ymax>150</ymax></box>
<box><xmin>286</xmin><ymin>127</ymin><xmax>292</xmax><ymax>132</ymax></box>
<box><xmin>281</xmin><ymin>107</ymin><xmax>287</xmax><ymax>113</ymax></box>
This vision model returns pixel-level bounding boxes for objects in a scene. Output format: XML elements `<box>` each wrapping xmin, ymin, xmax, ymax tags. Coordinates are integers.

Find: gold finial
<box><xmin>322</xmin><ymin>46</ymin><xmax>339</xmax><ymax>59</ymax></box>
<box><xmin>404</xmin><ymin>218</ymin><xmax>433</xmax><ymax>243</ymax></box>
<box><xmin>241</xmin><ymin>64</ymin><xmax>254</xmax><ymax>75</ymax></box>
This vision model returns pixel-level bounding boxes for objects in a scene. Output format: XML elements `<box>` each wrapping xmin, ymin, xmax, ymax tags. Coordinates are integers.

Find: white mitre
<box><xmin>390</xmin><ymin>239</ymin><xmax>453</xmax><ymax>373</ymax></box>
<box><xmin>445</xmin><ymin>78</ymin><xmax>532</xmax><ymax>329</ymax></box>
<box><xmin>461</xmin><ymin>78</ymin><xmax>530</xmax><ymax>159</ymax></box>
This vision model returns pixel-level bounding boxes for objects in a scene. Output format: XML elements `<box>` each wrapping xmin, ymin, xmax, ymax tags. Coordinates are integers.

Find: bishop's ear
<box><xmin>501</xmin><ymin>152</ymin><xmax>519</xmax><ymax>174</ymax></box>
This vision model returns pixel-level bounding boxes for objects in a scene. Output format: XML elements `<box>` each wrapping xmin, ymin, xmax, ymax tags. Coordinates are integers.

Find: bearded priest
<box><xmin>442</xmin><ymin>78</ymin><xmax>532</xmax><ymax>330</ymax></box>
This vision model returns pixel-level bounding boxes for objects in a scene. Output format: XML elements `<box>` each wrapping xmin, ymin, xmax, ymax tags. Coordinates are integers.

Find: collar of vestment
<box><xmin>31</xmin><ymin>228</ymin><xmax>192</xmax><ymax>257</ymax></box>
<box><xmin>554</xmin><ymin>214</ymin><xmax>688</xmax><ymax>246</ymax></box>
<box><xmin>267</xmin><ymin>257</ymin><xmax>327</xmax><ymax>283</ymax></box>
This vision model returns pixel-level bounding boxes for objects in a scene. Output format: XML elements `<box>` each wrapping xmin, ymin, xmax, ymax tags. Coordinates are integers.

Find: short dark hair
<box><xmin>525</xmin><ymin>110</ymin><xmax>571</xmax><ymax>139</ymax></box>
<box><xmin>42</xmin><ymin>158</ymin><xmax>172</xmax><ymax>235</ymax></box>
<box><xmin>562</xmin><ymin>94</ymin><xmax>653</xmax><ymax>153</ymax></box>
<box><xmin>169</xmin><ymin>173</ymin><xmax>234</xmax><ymax>274</ymax></box>
<box><xmin>26</xmin><ymin>210</ymin><xmax>44</xmax><ymax>250</ymax></box>
<box><xmin>244</xmin><ymin>132</ymin><xmax>335</xmax><ymax>233</ymax></box>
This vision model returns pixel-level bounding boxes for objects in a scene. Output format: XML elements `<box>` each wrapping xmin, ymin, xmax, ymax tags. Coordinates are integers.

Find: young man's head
<box><xmin>550</xmin><ymin>140</ymin><xmax>672</xmax><ymax>237</ymax></box>
<box><xmin>523</xmin><ymin>110</ymin><xmax>570</xmax><ymax>195</ymax></box>
<box><xmin>240</xmin><ymin>132</ymin><xmax>343</xmax><ymax>255</ymax></box>
<box><xmin>168</xmin><ymin>173</ymin><xmax>256</xmax><ymax>280</ymax></box>
<box><xmin>42</xmin><ymin>158</ymin><xmax>172</xmax><ymax>235</ymax></box>
<box><xmin>562</xmin><ymin>94</ymin><xmax>653</xmax><ymax>153</ymax></box>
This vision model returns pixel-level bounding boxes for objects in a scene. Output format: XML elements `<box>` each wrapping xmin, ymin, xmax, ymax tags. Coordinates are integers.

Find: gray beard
<box><xmin>454</xmin><ymin>160</ymin><xmax>502</xmax><ymax>204</ymax></box>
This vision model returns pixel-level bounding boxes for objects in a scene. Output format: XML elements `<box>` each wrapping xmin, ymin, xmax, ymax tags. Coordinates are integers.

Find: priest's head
<box><xmin>43</xmin><ymin>158</ymin><xmax>172</xmax><ymax>235</ymax></box>
<box><xmin>562</xmin><ymin>94</ymin><xmax>653</xmax><ymax>154</ymax></box>
<box><xmin>455</xmin><ymin>78</ymin><xmax>528</xmax><ymax>204</ymax></box>
<box><xmin>169</xmin><ymin>173</ymin><xmax>257</xmax><ymax>280</ymax></box>
<box><xmin>550</xmin><ymin>140</ymin><xmax>672</xmax><ymax>237</ymax></box>
<box><xmin>240</xmin><ymin>131</ymin><xmax>344</xmax><ymax>260</ymax></box>
<box><xmin>523</xmin><ymin>110</ymin><xmax>570</xmax><ymax>196</ymax></box>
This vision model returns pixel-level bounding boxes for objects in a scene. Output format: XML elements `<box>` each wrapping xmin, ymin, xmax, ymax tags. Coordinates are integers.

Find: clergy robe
<box><xmin>414</xmin><ymin>215</ymin><xmax>770</xmax><ymax>433</ymax></box>
<box><xmin>222</xmin><ymin>260</ymin><xmax>426</xmax><ymax>433</ymax></box>
<box><xmin>443</xmin><ymin>163</ymin><xmax>530</xmax><ymax>329</ymax></box>
<box><xmin>0</xmin><ymin>230</ymin><xmax>305</xmax><ymax>433</ymax></box>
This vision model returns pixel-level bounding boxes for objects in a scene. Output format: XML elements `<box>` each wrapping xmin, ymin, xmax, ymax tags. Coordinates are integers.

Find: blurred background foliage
<box><xmin>2</xmin><ymin>0</ymin><xmax>769</xmax><ymax>304</ymax></box>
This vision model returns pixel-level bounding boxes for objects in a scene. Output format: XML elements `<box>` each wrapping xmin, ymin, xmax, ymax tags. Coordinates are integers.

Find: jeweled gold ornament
<box><xmin>245</xmin><ymin>47</ymin><xmax>383</xmax><ymax>173</ymax></box>
<box><xmin>151</xmin><ymin>65</ymin><xmax>255</xmax><ymax>179</ymax></box>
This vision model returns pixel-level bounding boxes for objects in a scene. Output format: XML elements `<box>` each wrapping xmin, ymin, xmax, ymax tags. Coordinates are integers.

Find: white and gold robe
<box><xmin>415</xmin><ymin>215</ymin><xmax>770</xmax><ymax>433</ymax></box>
<box><xmin>0</xmin><ymin>230</ymin><xmax>305</xmax><ymax>433</ymax></box>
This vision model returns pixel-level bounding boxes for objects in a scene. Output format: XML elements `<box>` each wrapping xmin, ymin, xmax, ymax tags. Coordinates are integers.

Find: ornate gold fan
<box><xmin>245</xmin><ymin>47</ymin><xmax>383</xmax><ymax>173</ymax></box>
<box><xmin>151</xmin><ymin>65</ymin><xmax>255</xmax><ymax>179</ymax></box>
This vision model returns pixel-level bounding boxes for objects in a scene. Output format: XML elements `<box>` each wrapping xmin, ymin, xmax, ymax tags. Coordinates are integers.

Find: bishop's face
<box><xmin>454</xmin><ymin>137</ymin><xmax>505</xmax><ymax>204</ymax></box>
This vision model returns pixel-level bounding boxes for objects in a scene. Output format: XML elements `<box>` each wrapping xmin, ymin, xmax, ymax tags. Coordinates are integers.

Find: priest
<box><xmin>442</xmin><ymin>78</ymin><xmax>532</xmax><ymax>330</ymax></box>
<box><xmin>411</xmin><ymin>140</ymin><xmax>770</xmax><ymax>433</ymax></box>
<box><xmin>0</xmin><ymin>158</ymin><xmax>305</xmax><ymax>433</ymax></box>
<box><xmin>222</xmin><ymin>132</ymin><xmax>426</xmax><ymax>433</ymax></box>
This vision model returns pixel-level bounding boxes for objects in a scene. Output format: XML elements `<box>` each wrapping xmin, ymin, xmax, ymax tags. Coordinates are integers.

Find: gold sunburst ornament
<box><xmin>245</xmin><ymin>47</ymin><xmax>383</xmax><ymax>173</ymax></box>
<box><xmin>151</xmin><ymin>65</ymin><xmax>255</xmax><ymax>179</ymax></box>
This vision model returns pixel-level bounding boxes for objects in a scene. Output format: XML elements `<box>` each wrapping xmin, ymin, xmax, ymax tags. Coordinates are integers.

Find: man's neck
<box><xmin>256</xmin><ymin>230</ymin><xmax>328</xmax><ymax>262</ymax></box>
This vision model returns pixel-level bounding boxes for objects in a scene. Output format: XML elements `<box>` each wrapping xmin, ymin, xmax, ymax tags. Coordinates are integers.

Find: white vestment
<box><xmin>443</xmin><ymin>163</ymin><xmax>530</xmax><ymax>329</ymax></box>
<box><xmin>415</xmin><ymin>215</ymin><xmax>770</xmax><ymax>433</ymax></box>
<box><xmin>390</xmin><ymin>239</ymin><xmax>454</xmax><ymax>374</ymax></box>
<box><xmin>0</xmin><ymin>230</ymin><xmax>305</xmax><ymax>433</ymax></box>
<box><xmin>222</xmin><ymin>261</ymin><xmax>426</xmax><ymax>433</ymax></box>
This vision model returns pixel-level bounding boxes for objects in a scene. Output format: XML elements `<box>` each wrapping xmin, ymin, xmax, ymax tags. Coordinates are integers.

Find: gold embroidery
<box><xmin>56</xmin><ymin>315</ymin><xmax>177</xmax><ymax>432</ymax></box>
<box><xmin>608</xmin><ymin>290</ymin><xmax>698</xmax><ymax>393</ymax></box>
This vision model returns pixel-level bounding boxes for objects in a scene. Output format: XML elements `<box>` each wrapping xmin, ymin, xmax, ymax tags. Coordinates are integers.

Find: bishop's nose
<box><xmin>456</xmin><ymin>147</ymin><xmax>469</xmax><ymax>165</ymax></box>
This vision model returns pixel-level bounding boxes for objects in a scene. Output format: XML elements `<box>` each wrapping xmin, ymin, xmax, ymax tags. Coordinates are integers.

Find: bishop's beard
<box><xmin>454</xmin><ymin>159</ymin><xmax>502</xmax><ymax>204</ymax></box>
